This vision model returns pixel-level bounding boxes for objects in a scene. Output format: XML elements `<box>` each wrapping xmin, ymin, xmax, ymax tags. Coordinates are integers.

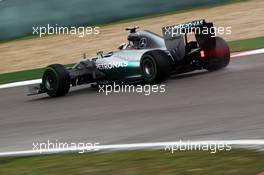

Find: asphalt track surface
<box><xmin>1</xmin><ymin>54</ymin><xmax>264</xmax><ymax>153</ymax></box>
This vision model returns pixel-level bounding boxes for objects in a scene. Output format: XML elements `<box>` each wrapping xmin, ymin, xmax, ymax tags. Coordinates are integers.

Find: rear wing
<box><xmin>162</xmin><ymin>19</ymin><xmax>216</xmax><ymax>48</ymax></box>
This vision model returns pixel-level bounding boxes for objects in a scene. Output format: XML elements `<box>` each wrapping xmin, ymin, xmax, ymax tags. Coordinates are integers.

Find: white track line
<box><xmin>0</xmin><ymin>48</ymin><xmax>264</xmax><ymax>90</ymax></box>
<box><xmin>0</xmin><ymin>140</ymin><xmax>264</xmax><ymax>157</ymax></box>
<box><xmin>0</xmin><ymin>79</ymin><xmax>41</xmax><ymax>89</ymax></box>
<box><xmin>231</xmin><ymin>48</ymin><xmax>264</xmax><ymax>58</ymax></box>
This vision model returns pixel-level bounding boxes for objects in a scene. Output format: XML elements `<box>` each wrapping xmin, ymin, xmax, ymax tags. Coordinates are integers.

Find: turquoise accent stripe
<box><xmin>127</xmin><ymin>62</ymin><xmax>140</xmax><ymax>68</ymax></box>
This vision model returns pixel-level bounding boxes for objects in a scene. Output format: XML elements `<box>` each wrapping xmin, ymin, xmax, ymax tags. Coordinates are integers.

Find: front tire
<box><xmin>42</xmin><ymin>64</ymin><xmax>70</xmax><ymax>97</ymax></box>
<box><xmin>140</xmin><ymin>50</ymin><xmax>172</xmax><ymax>83</ymax></box>
<box><xmin>204</xmin><ymin>37</ymin><xmax>230</xmax><ymax>71</ymax></box>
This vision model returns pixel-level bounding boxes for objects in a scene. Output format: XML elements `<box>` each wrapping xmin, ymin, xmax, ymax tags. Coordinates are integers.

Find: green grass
<box><xmin>0</xmin><ymin>64</ymin><xmax>74</xmax><ymax>85</ymax></box>
<box><xmin>0</xmin><ymin>68</ymin><xmax>44</xmax><ymax>84</ymax></box>
<box><xmin>229</xmin><ymin>36</ymin><xmax>264</xmax><ymax>52</ymax></box>
<box><xmin>0</xmin><ymin>36</ymin><xmax>263</xmax><ymax>85</ymax></box>
<box><xmin>0</xmin><ymin>149</ymin><xmax>264</xmax><ymax>175</ymax></box>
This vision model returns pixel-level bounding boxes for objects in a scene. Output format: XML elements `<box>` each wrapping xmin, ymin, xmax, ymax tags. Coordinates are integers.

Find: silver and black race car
<box><xmin>28</xmin><ymin>19</ymin><xmax>230</xmax><ymax>97</ymax></box>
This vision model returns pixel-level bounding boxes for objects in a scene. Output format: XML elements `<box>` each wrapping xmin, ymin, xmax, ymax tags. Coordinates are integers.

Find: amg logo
<box><xmin>96</xmin><ymin>61</ymin><xmax>128</xmax><ymax>70</ymax></box>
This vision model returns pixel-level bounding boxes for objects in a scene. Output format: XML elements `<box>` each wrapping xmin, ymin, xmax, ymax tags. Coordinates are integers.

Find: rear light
<box><xmin>200</xmin><ymin>50</ymin><xmax>205</xmax><ymax>58</ymax></box>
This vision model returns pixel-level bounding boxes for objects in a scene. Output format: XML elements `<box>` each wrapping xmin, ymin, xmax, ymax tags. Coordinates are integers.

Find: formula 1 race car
<box><xmin>28</xmin><ymin>19</ymin><xmax>230</xmax><ymax>97</ymax></box>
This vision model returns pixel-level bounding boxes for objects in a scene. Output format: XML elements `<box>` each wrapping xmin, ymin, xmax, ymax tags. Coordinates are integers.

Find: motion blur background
<box><xmin>0</xmin><ymin>0</ymin><xmax>233</xmax><ymax>40</ymax></box>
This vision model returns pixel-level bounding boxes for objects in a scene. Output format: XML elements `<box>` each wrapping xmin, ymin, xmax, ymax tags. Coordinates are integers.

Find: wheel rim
<box><xmin>43</xmin><ymin>69</ymin><xmax>57</xmax><ymax>91</ymax></box>
<box><xmin>45</xmin><ymin>76</ymin><xmax>54</xmax><ymax>91</ymax></box>
<box><xmin>144</xmin><ymin>61</ymin><xmax>153</xmax><ymax>76</ymax></box>
<box><xmin>142</xmin><ymin>57</ymin><xmax>156</xmax><ymax>79</ymax></box>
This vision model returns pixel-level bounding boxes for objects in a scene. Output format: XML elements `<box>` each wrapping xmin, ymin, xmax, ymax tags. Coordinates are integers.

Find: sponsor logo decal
<box><xmin>96</xmin><ymin>61</ymin><xmax>128</xmax><ymax>70</ymax></box>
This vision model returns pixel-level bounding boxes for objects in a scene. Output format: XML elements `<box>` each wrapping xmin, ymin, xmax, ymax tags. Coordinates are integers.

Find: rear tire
<box><xmin>204</xmin><ymin>37</ymin><xmax>230</xmax><ymax>71</ymax></box>
<box><xmin>140</xmin><ymin>50</ymin><xmax>172</xmax><ymax>83</ymax></box>
<box><xmin>42</xmin><ymin>64</ymin><xmax>70</xmax><ymax>97</ymax></box>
